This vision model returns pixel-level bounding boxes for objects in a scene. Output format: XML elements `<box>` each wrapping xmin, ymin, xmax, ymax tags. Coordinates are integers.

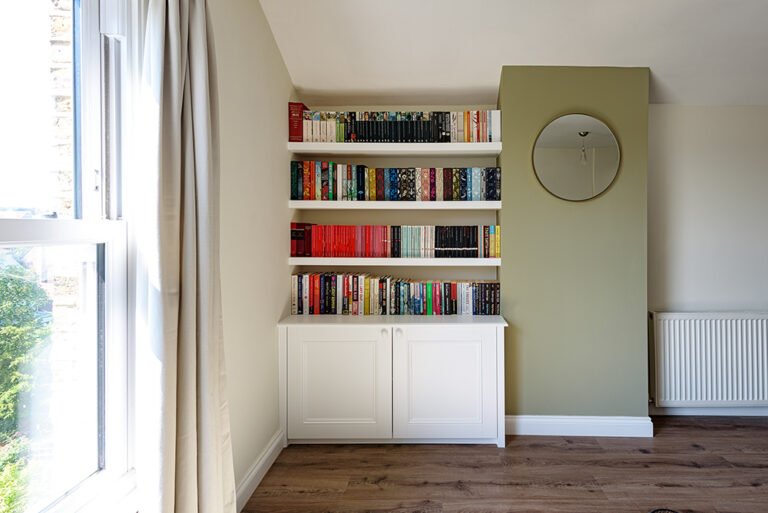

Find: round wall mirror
<box><xmin>532</xmin><ymin>114</ymin><xmax>620</xmax><ymax>201</ymax></box>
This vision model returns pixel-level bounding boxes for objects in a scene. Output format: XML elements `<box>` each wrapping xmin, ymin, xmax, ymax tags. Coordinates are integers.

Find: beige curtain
<box><xmin>133</xmin><ymin>0</ymin><xmax>236</xmax><ymax>512</ymax></box>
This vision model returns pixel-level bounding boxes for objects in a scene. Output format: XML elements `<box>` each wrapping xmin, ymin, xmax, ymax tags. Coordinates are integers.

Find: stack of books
<box><xmin>290</xmin><ymin>162</ymin><xmax>501</xmax><ymax>201</ymax></box>
<box><xmin>291</xmin><ymin>273</ymin><xmax>500</xmax><ymax>316</ymax></box>
<box><xmin>289</xmin><ymin>103</ymin><xmax>501</xmax><ymax>143</ymax></box>
<box><xmin>290</xmin><ymin>224</ymin><xmax>501</xmax><ymax>258</ymax></box>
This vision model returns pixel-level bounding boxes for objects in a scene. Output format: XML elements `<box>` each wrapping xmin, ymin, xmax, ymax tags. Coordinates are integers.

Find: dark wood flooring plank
<box><xmin>245</xmin><ymin>416</ymin><xmax>768</xmax><ymax>513</ymax></box>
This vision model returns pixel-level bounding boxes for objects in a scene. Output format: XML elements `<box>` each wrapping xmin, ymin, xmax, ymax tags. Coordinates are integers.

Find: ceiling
<box><xmin>259</xmin><ymin>0</ymin><xmax>768</xmax><ymax>106</ymax></box>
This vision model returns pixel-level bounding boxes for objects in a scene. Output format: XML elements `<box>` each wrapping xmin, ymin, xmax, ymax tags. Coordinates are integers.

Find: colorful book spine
<box><xmin>294</xmin><ymin>106</ymin><xmax>501</xmax><ymax>144</ymax></box>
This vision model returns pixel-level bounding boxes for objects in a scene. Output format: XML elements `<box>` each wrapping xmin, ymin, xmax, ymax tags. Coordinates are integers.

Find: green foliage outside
<box><xmin>0</xmin><ymin>258</ymin><xmax>52</xmax><ymax>513</ymax></box>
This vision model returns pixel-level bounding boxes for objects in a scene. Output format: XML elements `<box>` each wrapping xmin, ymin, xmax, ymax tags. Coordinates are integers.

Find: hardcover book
<box><xmin>289</xmin><ymin>102</ymin><xmax>308</xmax><ymax>142</ymax></box>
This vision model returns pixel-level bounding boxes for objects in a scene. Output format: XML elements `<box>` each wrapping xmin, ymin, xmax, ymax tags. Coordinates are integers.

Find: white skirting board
<box><xmin>650</xmin><ymin>406</ymin><xmax>768</xmax><ymax>416</ymax></box>
<box><xmin>506</xmin><ymin>415</ymin><xmax>653</xmax><ymax>437</ymax></box>
<box><xmin>235</xmin><ymin>428</ymin><xmax>285</xmax><ymax>512</ymax></box>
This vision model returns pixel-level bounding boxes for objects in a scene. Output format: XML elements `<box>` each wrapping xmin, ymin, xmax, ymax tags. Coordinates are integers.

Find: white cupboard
<box><xmin>279</xmin><ymin>316</ymin><xmax>507</xmax><ymax>447</ymax></box>
<box><xmin>392</xmin><ymin>325</ymin><xmax>498</xmax><ymax>439</ymax></box>
<box><xmin>286</xmin><ymin>325</ymin><xmax>392</xmax><ymax>439</ymax></box>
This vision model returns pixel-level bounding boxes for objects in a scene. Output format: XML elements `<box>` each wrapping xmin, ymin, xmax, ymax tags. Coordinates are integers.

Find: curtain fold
<box><xmin>132</xmin><ymin>0</ymin><xmax>236</xmax><ymax>512</ymax></box>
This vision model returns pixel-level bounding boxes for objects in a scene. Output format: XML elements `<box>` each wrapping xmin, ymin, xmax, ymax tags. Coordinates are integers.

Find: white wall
<box><xmin>648</xmin><ymin>105</ymin><xmax>768</xmax><ymax>312</ymax></box>
<box><xmin>208</xmin><ymin>0</ymin><xmax>294</xmax><ymax>486</ymax></box>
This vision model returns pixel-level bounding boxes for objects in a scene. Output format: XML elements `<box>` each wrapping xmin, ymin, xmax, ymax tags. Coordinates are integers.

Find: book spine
<box><xmin>452</xmin><ymin>168</ymin><xmax>460</xmax><ymax>201</ymax></box>
<box><xmin>459</xmin><ymin>168</ymin><xmax>467</xmax><ymax>201</ymax></box>
<box><xmin>290</xmin><ymin>161</ymin><xmax>298</xmax><ymax>200</ymax></box>
<box><xmin>376</xmin><ymin>168</ymin><xmax>385</xmax><ymax>201</ymax></box>
<box><xmin>321</xmin><ymin>161</ymin><xmax>329</xmax><ymax>200</ymax></box>
<box><xmin>492</xmin><ymin>110</ymin><xmax>501</xmax><ymax>142</ymax></box>
<box><xmin>288</xmin><ymin>102</ymin><xmax>307</xmax><ymax>142</ymax></box>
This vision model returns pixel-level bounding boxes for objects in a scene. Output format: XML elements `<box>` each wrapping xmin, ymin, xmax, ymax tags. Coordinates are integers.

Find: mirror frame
<box><xmin>531</xmin><ymin>113</ymin><xmax>622</xmax><ymax>202</ymax></box>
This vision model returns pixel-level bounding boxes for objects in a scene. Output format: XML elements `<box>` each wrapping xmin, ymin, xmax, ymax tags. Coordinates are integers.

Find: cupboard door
<box><xmin>287</xmin><ymin>326</ymin><xmax>392</xmax><ymax>439</ymax></box>
<box><xmin>392</xmin><ymin>325</ymin><xmax>497</xmax><ymax>439</ymax></box>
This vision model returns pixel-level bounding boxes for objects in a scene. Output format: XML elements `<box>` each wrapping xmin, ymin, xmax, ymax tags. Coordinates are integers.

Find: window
<box><xmin>0</xmin><ymin>1</ymin><xmax>131</xmax><ymax>512</ymax></box>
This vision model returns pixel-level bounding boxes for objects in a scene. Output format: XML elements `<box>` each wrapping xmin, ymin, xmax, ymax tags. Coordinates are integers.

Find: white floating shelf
<box><xmin>287</xmin><ymin>142</ymin><xmax>502</xmax><ymax>157</ymax></box>
<box><xmin>288</xmin><ymin>200</ymin><xmax>501</xmax><ymax>210</ymax></box>
<box><xmin>278</xmin><ymin>314</ymin><xmax>508</xmax><ymax>327</ymax></box>
<box><xmin>288</xmin><ymin>257</ymin><xmax>500</xmax><ymax>267</ymax></box>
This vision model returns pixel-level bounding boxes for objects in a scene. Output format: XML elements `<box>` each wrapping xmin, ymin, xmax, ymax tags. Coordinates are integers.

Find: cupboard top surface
<box><xmin>278</xmin><ymin>314</ymin><xmax>507</xmax><ymax>327</ymax></box>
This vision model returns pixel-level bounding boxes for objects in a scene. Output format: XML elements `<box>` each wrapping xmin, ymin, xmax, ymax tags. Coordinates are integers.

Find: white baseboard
<box><xmin>506</xmin><ymin>415</ymin><xmax>653</xmax><ymax>437</ymax></box>
<box><xmin>650</xmin><ymin>406</ymin><xmax>768</xmax><ymax>416</ymax></box>
<box><xmin>236</xmin><ymin>428</ymin><xmax>285</xmax><ymax>512</ymax></box>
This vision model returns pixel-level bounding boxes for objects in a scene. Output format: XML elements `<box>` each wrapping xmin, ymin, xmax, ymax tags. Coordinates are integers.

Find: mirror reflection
<box><xmin>532</xmin><ymin>114</ymin><xmax>620</xmax><ymax>201</ymax></box>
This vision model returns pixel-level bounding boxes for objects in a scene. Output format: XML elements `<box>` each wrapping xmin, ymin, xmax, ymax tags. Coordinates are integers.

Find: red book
<box><xmin>429</xmin><ymin>168</ymin><xmax>436</xmax><ymax>201</ymax></box>
<box><xmin>376</xmin><ymin>169</ymin><xmax>385</xmax><ymax>201</ymax></box>
<box><xmin>290</xmin><ymin>222</ymin><xmax>297</xmax><ymax>257</ymax></box>
<box><xmin>435</xmin><ymin>283</ymin><xmax>441</xmax><ymax>315</ymax></box>
<box><xmin>308</xmin><ymin>274</ymin><xmax>314</xmax><ymax>314</ymax></box>
<box><xmin>288</xmin><ymin>102</ymin><xmax>308</xmax><ymax>142</ymax></box>
<box><xmin>303</xmin><ymin>224</ymin><xmax>312</xmax><ymax>257</ymax></box>
<box><xmin>443</xmin><ymin>168</ymin><xmax>452</xmax><ymax>200</ymax></box>
<box><xmin>451</xmin><ymin>282</ymin><xmax>457</xmax><ymax>315</ymax></box>
<box><xmin>309</xmin><ymin>163</ymin><xmax>316</xmax><ymax>200</ymax></box>
<box><xmin>313</xmin><ymin>274</ymin><xmax>320</xmax><ymax>315</ymax></box>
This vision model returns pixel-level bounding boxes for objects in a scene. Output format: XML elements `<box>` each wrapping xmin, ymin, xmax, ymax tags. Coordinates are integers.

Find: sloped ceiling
<box><xmin>259</xmin><ymin>0</ymin><xmax>768</xmax><ymax>105</ymax></box>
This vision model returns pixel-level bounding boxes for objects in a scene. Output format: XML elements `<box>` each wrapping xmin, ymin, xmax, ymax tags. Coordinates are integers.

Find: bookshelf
<box><xmin>281</xmin><ymin>106</ymin><xmax>506</xmax><ymax>447</ymax></box>
<box><xmin>288</xmin><ymin>107</ymin><xmax>502</xmax><ymax>312</ymax></box>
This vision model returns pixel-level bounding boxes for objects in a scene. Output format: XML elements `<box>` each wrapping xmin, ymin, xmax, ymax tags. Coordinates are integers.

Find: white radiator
<box><xmin>654</xmin><ymin>312</ymin><xmax>768</xmax><ymax>407</ymax></box>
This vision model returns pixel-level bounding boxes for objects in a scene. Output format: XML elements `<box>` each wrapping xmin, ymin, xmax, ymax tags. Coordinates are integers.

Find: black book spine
<box><xmin>319</xmin><ymin>274</ymin><xmax>326</xmax><ymax>314</ymax></box>
<box><xmin>350</xmin><ymin>111</ymin><xmax>356</xmax><ymax>142</ymax></box>
<box><xmin>459</xmin><ymin>168</ymin><xmax>467</xmax><ymax>201</ymax></box>
<box><xmin>405</xmin><ymin>112</ymin><xmax>412</xmax><ymax>142</ymax></box>
<box><xmin>415</xmin><ymin>111</ymin><xmax>423</xmax><ymax>142</ymax></box>
<box><xmin>357</xmin><ymin>166</ymin><xmax>366</xmax><ymax>200</ymax></box>
<box><xmin>485</xmin><ymin>167</ymin><xmax>495</xmax><ymax>201</ymax></box>
<box><xmin>297</xmin><ymin>275</ymin><xmax>303</xmax><ymax>314</ymax></box>
<box><xmin>290</xmin><ymin>161</ymin><xmax>298</xmax><ymax>200</ymax></box>
<box><xmin>330</xmin><ymin>275</ymin><xmax>337</xmax><ymax>314</ymax></box>
<box><xmin>407</xmin><ymin>168</ymin><xmax>416</xmax><ymax>200</ymax></box>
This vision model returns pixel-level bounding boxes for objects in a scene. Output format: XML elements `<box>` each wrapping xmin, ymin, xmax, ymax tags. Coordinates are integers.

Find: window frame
<box><xmin>0</xmin><ymin>219</ymin><xmax>132</xmax><ymax>513</ymax></box>
<box><xmin>0</xmin><ymin>0</ymin><xmax>135</xmax><ymax>510</ymax></box>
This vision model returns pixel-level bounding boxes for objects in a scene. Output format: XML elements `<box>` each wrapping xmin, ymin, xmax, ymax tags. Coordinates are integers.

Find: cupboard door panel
<box><xmin>393</xmin><ymin>325</ymin><xmax>497</xmax><ymax>439</ymax></box>
<box><xmin>287</xmin><ymin>326</ymin><xmax>392</xmax><ymax>439</ymax></box>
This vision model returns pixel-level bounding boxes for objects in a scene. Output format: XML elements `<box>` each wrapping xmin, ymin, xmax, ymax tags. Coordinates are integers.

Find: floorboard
<box><xmin>243</xmin><ymin>416</ymin><xmax>768</xmax><ymax>513</ymax></box>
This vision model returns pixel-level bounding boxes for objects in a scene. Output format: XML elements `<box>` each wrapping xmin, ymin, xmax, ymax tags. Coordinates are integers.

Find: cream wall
<box><xmin>648</xmin><ymin>105</ymin><xmax>768</xmax><ymax>312</ymax></box>
<box><xmin>208</xmin><ymin>0</ymin><xmax>294</xmax><ymax>486</ymax></box>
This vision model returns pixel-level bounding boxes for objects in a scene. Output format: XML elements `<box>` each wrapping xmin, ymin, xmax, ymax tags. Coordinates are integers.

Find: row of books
<box><xmin>291</xmin><ymin>273</ymin><xmax>501</xmax><ymax>316</ymax></box>
<box><xmin>288</xmin><ymin>103</ymin><xmax>501</xmax><ymax>143</ymax></box>
<box><xmin>290</xmin><ymin>162</ymin><xmax>501</xmax><ymax>202</ymax></box>
<box><xmin>290</xmin><ymin>224</ymin><xmax>500</xmax><ymax>258</ymax></box>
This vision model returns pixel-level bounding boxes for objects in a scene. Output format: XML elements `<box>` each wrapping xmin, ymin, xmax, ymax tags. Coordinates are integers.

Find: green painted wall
<box><xmin>498</xmin><ymin>66</ymin><xmax>649</xmax><ymax>417</ymax></box>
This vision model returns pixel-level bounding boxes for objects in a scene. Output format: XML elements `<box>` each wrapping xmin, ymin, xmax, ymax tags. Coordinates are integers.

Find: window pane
<box><xmin>0</xmin><ymin>1</ymin><xmax>79</xmax><ymax>219</ymax></box>
<box><xmin>0</xmin><ymin>244</ymin><xmax>100</xmax><ymax>513</ymax></box>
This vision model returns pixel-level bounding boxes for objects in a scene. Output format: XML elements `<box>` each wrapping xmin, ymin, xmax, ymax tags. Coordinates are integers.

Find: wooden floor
<box><xmin>244</xmin><ymin>417</ymin><xmax>768</xmax><ymax>513</ymax></box>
